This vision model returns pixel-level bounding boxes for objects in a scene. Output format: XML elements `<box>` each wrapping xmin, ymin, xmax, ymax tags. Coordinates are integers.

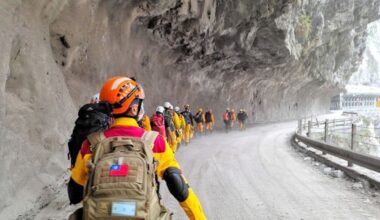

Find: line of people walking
<box><xmin>141</xmin><ymin>105</ymin><xmax>249</xmax><ymax>154</ymax></box>
<box><xmin>140</xmin><ymin>103</ymin><xmax>217</xmax><ymax>153</ymax></box>
<box><xmin>223</xmin><ymin>108</ymin><xmax>248</xmax><ymax>133</ymax></box>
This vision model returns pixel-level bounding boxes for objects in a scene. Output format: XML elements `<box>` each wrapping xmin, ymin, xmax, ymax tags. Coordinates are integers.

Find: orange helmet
<box><xmin>99</xmin><ymin>76</ymin><xmax>145</xmax><ymax>115</ymax></box>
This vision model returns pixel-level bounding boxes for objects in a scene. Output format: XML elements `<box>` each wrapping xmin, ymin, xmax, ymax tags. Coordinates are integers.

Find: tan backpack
<box><xmin>82</xmin><ymin>131</ymin><xmax>171</xmax><ymax>220</ymax></box>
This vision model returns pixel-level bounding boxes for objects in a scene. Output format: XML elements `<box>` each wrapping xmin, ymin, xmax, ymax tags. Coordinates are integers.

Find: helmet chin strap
<box><xmin>136</xmin><ymin>99</ymin><xmax>144</xmax><ymax>121</ymax></box>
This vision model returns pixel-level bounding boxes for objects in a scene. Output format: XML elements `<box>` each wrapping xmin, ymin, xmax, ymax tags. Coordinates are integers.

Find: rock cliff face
<box><xmin>350</xmin><ymin>20</ymin><xmax>380</xmax><ymax>86</ymax></box>
<box><xmin>0</xmin><ymin>1</ymin><xmax>76</xmax><ymax>217</ymax></box>
<box><xmin>0</xmin><ymin>0</ymin><xmax>379</xmax><ymax>217</ymax></box>
<box><xmin>49</xmin><ymin>0</ymin><xmax>380</xmax><ymax>121</ymax></box>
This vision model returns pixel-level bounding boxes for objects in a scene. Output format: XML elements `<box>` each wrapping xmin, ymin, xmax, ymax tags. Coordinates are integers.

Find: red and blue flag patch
<box><xmin>109</xmin><ymin>164</ymin><xmax>129</xmax><ymax>176</ymax></box>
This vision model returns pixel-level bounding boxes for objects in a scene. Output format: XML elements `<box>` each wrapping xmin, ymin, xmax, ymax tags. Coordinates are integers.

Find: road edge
<box><xmin>290</xmin><ymin>134</ymin><xmax>380</xmax><ymax>190</ymax></box>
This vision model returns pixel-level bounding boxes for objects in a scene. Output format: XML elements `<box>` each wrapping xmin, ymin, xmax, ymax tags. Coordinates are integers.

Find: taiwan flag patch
<box><xmin>109</xmin><ymin>164</ymin><xmax>129</xmax><ymax>176</ymax></box>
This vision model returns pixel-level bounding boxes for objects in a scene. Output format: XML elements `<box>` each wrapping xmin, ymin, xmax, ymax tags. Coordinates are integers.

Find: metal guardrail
<box><xmin>294</xmin><ymin>133</ymin><xmax>380</xmax><ymax>173</ymax></box>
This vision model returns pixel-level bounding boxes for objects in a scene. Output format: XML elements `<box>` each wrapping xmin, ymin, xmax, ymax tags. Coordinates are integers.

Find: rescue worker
<box><xmin>151</xmin><ymin>106</ymin><xmax>166</xmax><ymax>138</ymax></box>
<box><xmin>90</xmin><ymin>93</ymin><xmax>100</xmax><ymax>103</ymax></box>
<box><xmin>237</xmin><ymin>109</ymin><xmax>248</xmax><ymax>131</ymax></box>
<box><xmin>138</xmin><ymin>104</ymin><xmax>151</xmax><ymax>131</ymax></box>
<box><xmin>174</xmin><ymin>106</ymin><xmax>185</xmax><ymax>145</ymax></box>
<box><xmin>223</xmin><ymin>108</ymin><xmax>231</xmax><ymax>133</ymax></box>
<box><xmin>172</xmin><ymin>105</ymin><xmax>182</xmax><ymax>147</ymax></box>
<box><xmin>181</xmin><ymin>104</ymin><xmax>194</xmax><ymax>145</ymax></box>
<box><xmin>194</xmin><ymin>108</ymin><xmax>205</xmax><ymax>135</ymax></box>
<box><xmin>68</xmin><ymin>76</ymin><xmax>206</xmax><ymax>220</ymax></box>
<box><xmin>164</xmin><ymin>102</ymin><xmax>178</xmax><ymax>152</ymax></box>
<box><xmin>230</xmin><ymin>109</ymin><xmax>237</xmax><ymax>129</ymax></box>
<box><xmin>204</xmin><ymin>109</ymin><xmax>215</xmax><ymax>134</ymax></box>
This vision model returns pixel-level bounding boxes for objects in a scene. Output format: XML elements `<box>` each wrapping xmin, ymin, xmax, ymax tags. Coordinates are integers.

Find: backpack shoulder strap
<box><xmin>87</xmin><ymin>132</ymin><xmax>106</xmax><ymax>163</ymax></box>
<box><xmin>87</xmin><ymin>132</ymin><xmax>106</xmax><ymax>147</ymax></box>
<box><xmin>141</xmin><ymin>131</ymin><xmax>159</xmax><ymax>163</ymax></box>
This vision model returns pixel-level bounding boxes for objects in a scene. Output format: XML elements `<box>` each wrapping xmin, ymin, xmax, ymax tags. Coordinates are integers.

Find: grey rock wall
<box><xmin>350</xmin><ymin>20</ymin><xmax>380</xmax><ymax>86</ymax></box>
<box><xmin>0</xmin><ymin>0</ymin><xmax>75</xmax><ymax>217</ymax></box>
<box><xmin>0</xmin><ymin>0</ymin><xmax>379</xmax><ymax>217</ymax></box>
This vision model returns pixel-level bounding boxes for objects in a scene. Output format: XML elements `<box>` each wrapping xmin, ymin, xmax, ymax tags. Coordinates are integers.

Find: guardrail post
<box><xmin>316</xmin><ymin>118</ymin><xmax>319</xmax><ymax>127</ymax></box>
<box><xmin>307</xmin><ymin>121</ymin><xmax>312</xmax><ymax>138</ymax></box>
<box><xmin>323</xmin><ymin>119</ymin><xmax>328</xmax><ymax>155</ymax></box>
<box><xmin>298</xmin><ymin>120</ymin><xmax>302</xmax><ymax>134</ymax></box>
<box><xmin>348</xmin><ymin>123</ymin><xmax>357</xmax><ymax>167</ymax></box>
<box><xmin>303</xmin><ymin>118</ymin><xmax>307</xmax><ymax>130</ymax></box>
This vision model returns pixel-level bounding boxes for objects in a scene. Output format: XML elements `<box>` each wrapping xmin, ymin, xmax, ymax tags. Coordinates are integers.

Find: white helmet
<box><xmin>164</xmin><ymin>102</ymin><xmax>171</xmax><ymax>109</ymax></box>
<box><xmin>174</xmin><ymin>106</ymin><xmax>180</xmax><ymax>112</ymax></box>
<box><xmin>90</xmin><ymin>93</ymin><xmax>100</xmax><ymax>103</ymax></box>
<box><xmin>156</xmin><ymin>106</ymin><xmax>165</xmax><ymax>113</ymax></box>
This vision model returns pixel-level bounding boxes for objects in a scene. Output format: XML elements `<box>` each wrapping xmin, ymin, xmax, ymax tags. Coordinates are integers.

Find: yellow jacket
<box><xmin>173</xmin><ymin>112</ymin><xmax>181</xmax><ymax>130</ymax></box>
<box><xmin>179</xmin><ymin>113</ymin><xmax>186</xmax><ymax>129</ymax></box>
<box><xmin>141</xmin><ymin>114</ymin><xmax>152</xmax><ymax>131</ymax></box>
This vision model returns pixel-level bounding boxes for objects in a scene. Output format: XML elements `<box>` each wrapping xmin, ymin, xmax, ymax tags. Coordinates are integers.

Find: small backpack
<box><xmin>205</xmin><ymin>112</ymin><xmax>212</xmax><ymax>122</ymax></box>
<box><xmin>223</xmin><ymin>112</ymin><xmax>229</xmax><ymax>121</ymax></box>
<box><xmin>194</xmin><ymin>113</ymin><xmax>202</xmax><ymax>123</ymax></box>
<box><xmin>82</xmin><ymin>131</ymin><xmax>171</xmax><ymax>220</ymax></box>
<box><xmin>151</xmin><ymin>114</ymin><xmax>166</xmax><ymax>138</ymax></box>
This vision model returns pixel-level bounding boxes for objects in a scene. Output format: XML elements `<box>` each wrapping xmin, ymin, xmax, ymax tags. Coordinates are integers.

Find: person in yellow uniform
<box><xmin>68</xmin><ymin>76</ymin><xmax>206</xmax><ymax>220</ymax></box>
<box><xmin>180</xmin><ymin>104</ymin><xmax>194</xmax><ymax>145</ymax></box>
<box><xmin>194</xmin><ymin>108</ymin><xmax>205</xmax><ymax>135</ymax></box>
<box><xmin>139</xmin><ymin>112</ymin><xmax>152</xmax><ymax>131</ymax></box>
<box><xmin>237</xmin><ymin>109</ymin><xmax>248</xmax><ymax>130</ymax></box>
<box><xmin>173</xmin><ymin>106</ymin><xmax>184</xmax><ymax>145</ymax></box>
<box><xmin>164</xmin><ymin>102</ymin><xmax>178</xmax><ymax>153</ymax></box>
<box><xmin>176</xmin><ymin>106</ymin><xmax>186</xmax><ymax>136</ymax></box>
<box><xmin>205</xmin><ymin>109</ymin><xmax>215</xmax><ymax>134</ymax></box>
<box><xmin>230</xmin><ymin>109</ymin><xmax>237</xmax><ymax>129</ymax></box>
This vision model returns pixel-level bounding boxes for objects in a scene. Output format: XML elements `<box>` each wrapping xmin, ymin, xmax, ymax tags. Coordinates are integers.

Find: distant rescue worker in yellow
<box><xmin>230</xmin><ymin>109</ymin><xmax>237</xmax><ymax>129</ymax></box>
<box><xmin>237</xmin><ymin>109</ymin><xmax>248</xmax><ymax>130</ymax></box>
<box><xmin>164</xmin><ymin>102</ymin><xmax>178</xmax><ymax>152</ymax></box>
<box><xmin>174</xmin><ymin>106</ymin><xmax>186</xmax><ymax>145</ymax></box>
<box><xmin>194</xmin><ymin>108</ymin><xmax>205</xmax><ymax>134</ymax></box>
<box><xmin>139</xmin><ymin>107</ymin><xmax>151</xmax><ymax>131</ymax></box>
<box><xmin>204</xmin><ymin>109</ymin><xmax>215</xmax><ymax>133</ymax></box>
<box><xmin>181</xmin><ymin>104</ymin><xmax>194</xmax><ymax>145</ymax></box>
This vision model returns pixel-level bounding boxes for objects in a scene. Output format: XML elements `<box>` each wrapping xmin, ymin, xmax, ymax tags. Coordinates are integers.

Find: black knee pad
<box><xmin>163</xmin><ymin>167</ymin><xmax>189</xmax><ymax>202</ymax></box>
<box><xmin>68</xmin><ymin>178</ymin><xmax>84</xmax><ymax>204</ymax></box>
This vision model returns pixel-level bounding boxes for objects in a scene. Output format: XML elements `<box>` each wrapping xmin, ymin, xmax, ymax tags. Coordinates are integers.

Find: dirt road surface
<box><xmin>160</xmin><ymin>122</ymin><xmax>380</xmax><ymax>220</ymax></box>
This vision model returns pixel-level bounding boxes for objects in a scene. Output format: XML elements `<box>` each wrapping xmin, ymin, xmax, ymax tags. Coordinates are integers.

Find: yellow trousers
<box><xmin>184</xmin><ymin>124</ymin><xmax>192</xmax><ymax>143</ymax></box>
<box><xmin>190</xmin><ymin>125</ymin><xmax>194</xmax><ymax>139</ymax></box>
<box><xmin>231</xmin><ymin>120</ymin><xmax>236</xmax><ymax>128</ymax></box>
<box><xmin>239</xmin><ymin>121</ymin><xmax>246</xmax><ymax>130</ymax></box>
<box><xmin>176</xmin><ymin>129</ymin><xmax>183</xmax><ymax>145</ymax></box>
<box><xmin>180</xmin><ymin>188</ymin><xmax>207</xmax><ymax>220</ymax></box>
<box><xmin>168</xmin><ymin>131</ymin><xmax>178</xmax><ymax>153</ymax></box>
<box><xmin>197</xmin><ymin>123</ymin><xmax>204</xmax><ymax>134</ymax></box>
<box><xmin>206</xmin><ymin>122</ymin><xmax>213</xmax><ymax>131</ymax></box>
